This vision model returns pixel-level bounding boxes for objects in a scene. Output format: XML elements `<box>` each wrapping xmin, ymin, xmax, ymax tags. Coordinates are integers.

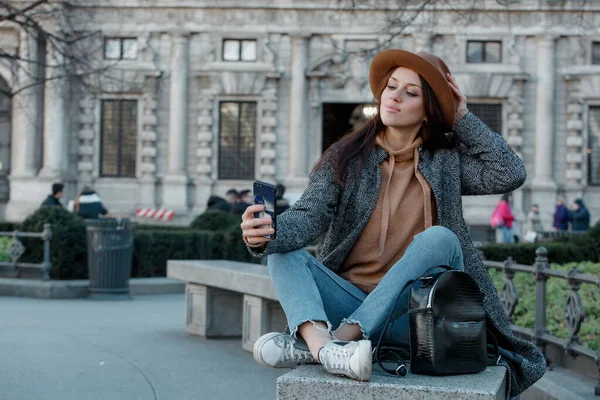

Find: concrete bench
<box><xmin>277</xmin><ymin>365</ymin><xmax>507</xmax><ymax>400</ymax></box>
<box><xmin>166</xmin><ymin>259</ymin><xmax>286</xmax><ymax>352</ymax></box>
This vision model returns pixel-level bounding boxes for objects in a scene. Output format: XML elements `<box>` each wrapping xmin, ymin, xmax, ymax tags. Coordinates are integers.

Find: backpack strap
<box><xmin>373</xmin><ymin>265</ymin><xmax>452</xmax><ymax>376</ymax></box>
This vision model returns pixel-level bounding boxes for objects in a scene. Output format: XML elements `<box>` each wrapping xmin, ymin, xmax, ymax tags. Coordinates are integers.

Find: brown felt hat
<box><xmin>369</xmin><ymin>49</ymin><xmax>456</xmax><ymax>130</ymax></box>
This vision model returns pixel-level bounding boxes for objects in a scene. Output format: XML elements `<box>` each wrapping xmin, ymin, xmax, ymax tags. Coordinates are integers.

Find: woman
<box><xmin>492</xmin><ymin>193</ymin><xmax>515</xmax><ymax>243</ymax></box>
<box><xmin>241</xmin><ymin>50</ymin><xmax>545</xmax><ymax>396</ymax></box>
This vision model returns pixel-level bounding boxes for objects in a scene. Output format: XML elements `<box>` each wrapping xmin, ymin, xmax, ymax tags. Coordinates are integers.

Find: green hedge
<box><xmin>488</xmin><ymin>262</ymin><xmax>599</xmax><ymax>350</ymax></box>
<box><xmin>19</xmin><ymin>207</ymin><xmax>88</xmax><ymax>279</ymax></box>
<box><xmin>481</xmin><ymin>223</ymin><xmax>600</xmax><ymax>265</ymax></box>
<box><xmin>0</xmin><ymin>222</ymin><xmax>18</xmax><ymax>232</ymax></box>
<box><xmin>132</xmin><ymin>225</ymin><xmax>258</xmax><ymax>278</ymax></box>
<box><xmin>0</xmin><ymin>236</ymin><xmax>11</xmax><ymax>262</ymax></box>
<box><xmin>7</xmin><ymin>209</ymin><xmax>259</xmax><ymax>279</ymax></box>
<box><xmin>189</xmin><ymin>211</ymin><xmax>239</xmax><ymax>231</ymax></box>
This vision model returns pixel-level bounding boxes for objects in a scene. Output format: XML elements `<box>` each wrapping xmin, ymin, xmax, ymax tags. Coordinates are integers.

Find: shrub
<box><xmin>190</xmin><ymin>211</ymin><xmax>239</xmax><ymax>232</ymax></box>
<box><xmin>488</xmin><ymin>261</ymin><xmax>599</xmax><ymax>350</ymax></box>
<box><xmin>0</xmin><ymin>236</ymin><xmax>11</xmax><ymax>262</ymax></box>
<box><xmin>132</xmin><ymin>230</ymin><xmax>226</xmax><ymax>277</ymax></box>
<box><xmin>135</xmin><ymin>224</ymin><xmax>191</xmax><ymax>232</ymax></box>
<box><xmin>131</xmin><ymin>227</ymin><xmax>258</xmax><ymax>277</ymax></box>
<box><xmin>481</xmin><ymin>222</ymin><xmax>600</xmax><ymax>265</ymax></box>
<box><xmin>0</xmin><ymin>222</ymin><xmax>18</xmax><ymax>232</ymax></box>
<box><xmin>222</xmin><ymin>225</ymin><xmax>261</xmax><ymax>264</ymax></box>
<box><xmin>19</xmin><ymin>207</ymin><xmax>87</xmax><ymax>279</ymax></box>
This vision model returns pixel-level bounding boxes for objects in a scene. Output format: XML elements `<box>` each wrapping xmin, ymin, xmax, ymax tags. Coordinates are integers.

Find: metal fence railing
<box><xmin>0</xmin><ymin>224</ymin><xmax>52</xmax><ymax>280</ymax></box>
<box><xmin>480</xmin><ymin>246</ymin><xmax>599</xmax><ymax>396</ymax></box>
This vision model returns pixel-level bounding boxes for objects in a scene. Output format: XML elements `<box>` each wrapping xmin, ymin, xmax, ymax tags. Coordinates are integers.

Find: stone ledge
<box><xmin>0</xmin><ymin>277</ymin><xmax>184</xmax><ymax>299</ymax></box>
<box><xmin>277</xmin><ymin>365</ymin><xmax>506</xmax><ymax>400</ymax></box>
<box><xmin>167</xmin><ymin>260</ymin><xmax>277</xmax><ymax>300</ymax></box>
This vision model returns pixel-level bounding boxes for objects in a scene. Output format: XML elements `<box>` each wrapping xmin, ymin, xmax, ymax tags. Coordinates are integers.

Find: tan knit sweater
<box><xmin>340</xmin><ymin>135</ymin><xmax>437</xmax><ymax>293</ymax></box>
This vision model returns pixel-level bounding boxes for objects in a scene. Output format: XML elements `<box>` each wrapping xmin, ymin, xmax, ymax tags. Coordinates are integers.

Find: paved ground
<box><xmin>0</xmin><ymin>294</ymin><xmax>286</xmax><ymax>400</ymax></box>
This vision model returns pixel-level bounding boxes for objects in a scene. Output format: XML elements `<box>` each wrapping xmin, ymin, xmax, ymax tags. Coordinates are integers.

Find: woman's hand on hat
<box><xmin>446</xmin><ymin>73</ymin><xmax>469</xmax><ymax>125</ymax></box>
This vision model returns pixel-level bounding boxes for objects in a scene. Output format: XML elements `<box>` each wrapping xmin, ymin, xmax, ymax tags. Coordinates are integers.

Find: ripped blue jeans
<box><xmin>267</xmin><ymin>226</ymin><xmax>464</xmax><ymax>346</ymax></box>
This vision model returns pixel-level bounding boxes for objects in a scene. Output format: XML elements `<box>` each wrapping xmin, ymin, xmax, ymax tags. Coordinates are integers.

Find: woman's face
<box><xmin>379</xmin><ymin>67</ymin><xmax>427</xmax><ymax>130</ymax></box>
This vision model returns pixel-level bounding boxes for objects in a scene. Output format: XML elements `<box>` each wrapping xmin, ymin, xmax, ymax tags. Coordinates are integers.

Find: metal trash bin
<box><xmin>86</xmin><ymin>218</ymin><xmax>136</xmax><ymax>298</ymax></box>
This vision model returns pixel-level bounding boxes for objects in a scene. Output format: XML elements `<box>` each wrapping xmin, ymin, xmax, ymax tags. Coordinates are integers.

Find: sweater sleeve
<box><xmin>247</xmin><ymin>153</ymin><xmax>341</xmax><ymax>258</ymax></box>
<box><xmin>455</xmin><ymin>112</ymin><xmax>527</xmax><ymax>196</ymax></box>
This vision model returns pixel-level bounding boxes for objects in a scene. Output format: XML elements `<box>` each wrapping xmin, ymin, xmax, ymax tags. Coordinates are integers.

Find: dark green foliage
<box><xmin>135</xmin><ymin>224</ymin><xmax>191</xmax><ymax>232</ymax></box>
<box><xmin>20</xmin><ymin>207</ymin><xmax>87</xmax><ymax>279</ymax></box>
<box><xmin>132</xmin><ymin>226</ymin><xmax>259</xmax><ymax>277</ymax></box>
<box><xmin>189</xmin><ymin>211</ymin><xmax>239</xmax><ymax>232</ymax></box>
<box><xmin>132</xmin><ymin>230</ymin><xmax>226</xmax><ymax>277</ymax></box>
<box><xmin>488</xmin><ymin>261</ymin><xmax>599</xmax><ymax>350</ymax></box>
<box><xmin>481</xmin><ymin>222</ymin><xmax>600</xmax><ymax>265</ymax></box>
<box><xmin>0</xmin><ymin>222</ymin><xmax>18</xmax><ymax>232</ymax></box>
<box><xmin>222</xmin><ymin>225</ymin><xmax>261</xmax><ymax>264</ymax></box>
<box><xmin>13</xmin><ymin>209</ymin><xmax>261</xmax><ymax>279</ymax></box>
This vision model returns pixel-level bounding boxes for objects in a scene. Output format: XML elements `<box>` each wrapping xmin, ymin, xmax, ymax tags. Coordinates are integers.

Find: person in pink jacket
<box><xmin>491</xmin><ymin>193</ymin><xmax>515</xmax><ymax>243</ymax></box>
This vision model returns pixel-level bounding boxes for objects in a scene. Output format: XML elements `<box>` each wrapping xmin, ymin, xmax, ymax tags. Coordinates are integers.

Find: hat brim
<box><xmin>369</xmin><ymin>50</ymin><xmax>455</xmax><ymax>130</ymax></box>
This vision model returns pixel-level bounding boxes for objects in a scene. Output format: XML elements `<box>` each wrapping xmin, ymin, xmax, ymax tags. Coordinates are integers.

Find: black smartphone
<box><xmin>253</xmin><ymin>180</ymin><xmax>277</xmax><ymax>240</ymax></box>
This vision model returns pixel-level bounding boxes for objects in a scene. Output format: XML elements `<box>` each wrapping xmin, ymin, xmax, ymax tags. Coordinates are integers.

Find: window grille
<box><xmin>466</xmin><ymin>41</ymin><xmax>502</xmax><ymax>63</ymax></box>
<box><xmin>588</xmin><ymin>106</ymin><xmax>600</xmax><ymax>185</ymax></box>
<box><xmin>100</xmin><ymin>100</ymin><xmax>137</xmax><ymax>177</ymax></box>
<box><xmin>218</xmin><ymin>102</ymin><xmax>257</xmax><ymax>179</ymax></box>
<box><xmin>469</xmin><ymin>103</ymin><xmax>503</xmax><ymax>135</ymax></box>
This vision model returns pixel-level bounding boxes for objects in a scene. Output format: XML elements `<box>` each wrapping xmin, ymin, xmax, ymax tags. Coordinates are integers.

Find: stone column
<box><xmin>531</xmin><ymin>36</ymin><xmax>557</xmax><ymax>229</ymax></box>
<box><xmin>163</xmin><ymin>33</ymin><xmax>190</xmax><ymax>214</ymax></box>
<box><xmin>5</xmin><ymin>31</ymin><xmax>45</xmax><ymax>222</ymax></box>
<box><xmin>11</xmin><ymin>31</ymin><xmax>42</xmax><ymax>178</ymax></box>
<box><xmin>39</xmin><ymin>46</ymin><xmax>66</xmax><ymax>178</ymax></box>
<box><xmin>532</xmin><ymin>36</ymin><xmax>556</xmax><ymax>190</ymax></box>
<box><xmin>286</xmin><ymin>35</ymin><xmax>310</xmax><ymax>188</ymax></box>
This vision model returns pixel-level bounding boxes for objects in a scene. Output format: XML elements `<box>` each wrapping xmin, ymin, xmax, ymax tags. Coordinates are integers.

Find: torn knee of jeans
<box><xmin>339</xmin><ymin>318</ymin><xmax>369</xmax><ymax>340</ymax></box>
<box><xmin>289</xmin><ymin>319</ymin><xmax>332</xmax><ymax>341</ymax></box>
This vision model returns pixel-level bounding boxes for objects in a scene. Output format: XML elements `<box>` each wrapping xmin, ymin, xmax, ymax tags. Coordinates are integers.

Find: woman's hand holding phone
<box><xmin>241</xmin><ymin>204</ymin><xmax>274</xmax><ymax>248</ymax></box>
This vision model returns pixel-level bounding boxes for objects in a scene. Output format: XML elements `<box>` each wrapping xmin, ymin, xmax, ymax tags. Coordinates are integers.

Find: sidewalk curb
<box><xmin>0</xmin><ymin>277</ymin><xmax>184</xmax><ymax>299</ymax></box>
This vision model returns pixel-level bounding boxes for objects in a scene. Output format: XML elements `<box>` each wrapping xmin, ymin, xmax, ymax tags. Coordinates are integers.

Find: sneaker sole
<box><xmin>253</xmin><ymin>332</ymin><xmax>285</xmax><ymax>369</ymax></box>
<box><xmin>356</xmin><ymin>340</ymin><xmax>373</xmax><ymax>381</ymax></box>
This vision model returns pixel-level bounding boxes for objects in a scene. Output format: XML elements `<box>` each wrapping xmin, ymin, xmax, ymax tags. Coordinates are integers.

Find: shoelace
<box><xmin>278</xmin><ymin>337</ymin><xmax>312</xmax><ymax>363</ymax></box>
<box><xmin>321</xmin><ymin>343</ymin><xmax>352</xmax><ymax>371</ymax></box>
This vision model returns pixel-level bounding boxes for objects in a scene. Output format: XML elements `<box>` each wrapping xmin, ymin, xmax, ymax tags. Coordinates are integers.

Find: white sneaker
<box><xmin>253</xmin><ymin>332</ymin><xmax>317</xmax><ymax>369</ymax></box>
<box><xmin>318</xmin><ymin>340</ymin><xmax>372</xmax><ymax>381</ymax></box>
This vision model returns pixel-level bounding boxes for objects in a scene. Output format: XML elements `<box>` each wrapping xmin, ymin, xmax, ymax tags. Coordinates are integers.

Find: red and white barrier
<box><xmin>135</xmin><ymin>208</ymin><xmax>175</xmax><ymax>221</ymax></box>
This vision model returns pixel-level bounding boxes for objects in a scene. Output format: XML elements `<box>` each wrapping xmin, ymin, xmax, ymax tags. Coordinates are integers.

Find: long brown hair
<box><xmin>313</xmin><ymin>69</ymin><xmax>455</xmax><ymax>186</ymax></box>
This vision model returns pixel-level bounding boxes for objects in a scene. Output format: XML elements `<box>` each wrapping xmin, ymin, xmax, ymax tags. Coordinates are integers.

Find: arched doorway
<box><xmin>321</xmin><ymin>103</ymin><xmax>377</xmax><ymax>153</ymax></box>
<box><xmin>0</xmin><ymin>77</ymin><xmax>11</xmax><ymax>202</ymax></box>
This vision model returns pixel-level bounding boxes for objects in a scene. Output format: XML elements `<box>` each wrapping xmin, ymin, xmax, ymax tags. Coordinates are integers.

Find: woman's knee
<box><xmin>416</xmin><ymin>225</ymin><xmax>460</xmax><ymax>249</ymax></box>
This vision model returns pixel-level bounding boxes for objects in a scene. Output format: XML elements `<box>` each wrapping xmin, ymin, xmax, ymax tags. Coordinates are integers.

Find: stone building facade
<box><xmin>1</xmin><ymin>1</ymin><xmax>600</xmax><ymax>237</ymax></box>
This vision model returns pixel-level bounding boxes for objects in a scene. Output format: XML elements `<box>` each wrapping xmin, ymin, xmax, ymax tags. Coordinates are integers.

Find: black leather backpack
<box><xmin>375</xmin><ymin>266</ymin><xmax>492</xmax><ymax>376</ymax></box>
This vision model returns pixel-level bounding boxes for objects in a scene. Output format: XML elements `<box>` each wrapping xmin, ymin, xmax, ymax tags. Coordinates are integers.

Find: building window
<box><xmin>588</xmin><ymin>106</ymin><xmax>600</xmax><ymax>185</ymax></box>
<box><xmin>466</xmin><ymin>41</ymin><xmax>502</xmax><ymax>63</ymax></box>
<box><xmin>592</xmin><ymin>42</ymin><xmax>600</xmax><ymax>65</ymax></box>
<box><xmin>100</xmin><ymin>100</ymin><xmax>137</xmax><ymax>177</ymax></box>
<box><xmin>218</xmin><ymin>102</ymin><xmax>257</xmax><ymax>179</ymax></box>
<box><xmin>469</xmin><ymin>103</ymin><xmax>503</xmax><ymax>135</ymax></box>
<box><xmin>222</xmin><ymin>39</ymin><xmax>257</xmax><ymax>62</ymax></box>
<box><xmin>104</xmin><ymin>38</ymin><xmax>138</xmax><ymax>60</ymax></box>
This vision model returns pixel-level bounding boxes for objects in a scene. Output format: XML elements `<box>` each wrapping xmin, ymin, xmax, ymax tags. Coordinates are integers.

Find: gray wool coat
<box><xmin>249</xmin><ymin>112</ymin><xmax>546</xmax><ymax>397</ymax></box>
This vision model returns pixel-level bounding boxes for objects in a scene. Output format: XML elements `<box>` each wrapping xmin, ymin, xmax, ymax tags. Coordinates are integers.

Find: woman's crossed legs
<box><xmin>253</xmin><ymin>226</ymin><xmax>464</xmax><ymax>381</ymax></box>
